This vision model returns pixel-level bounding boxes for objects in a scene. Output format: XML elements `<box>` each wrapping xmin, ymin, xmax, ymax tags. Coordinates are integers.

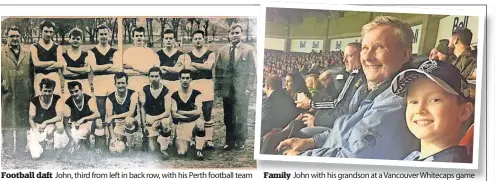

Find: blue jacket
<box><xmin>403</xmin><ymin>146</ymin><xmax>469</xmax><ymax>163</ymax></box>
<box><xmin>300</xmin><ymin>81</ymin><xmax>420</xmax><ymax>160</ymax></box>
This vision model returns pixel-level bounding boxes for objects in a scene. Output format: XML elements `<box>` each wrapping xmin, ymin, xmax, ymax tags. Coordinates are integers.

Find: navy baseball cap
<box><xmin>391</xmin><ymin>60</ymin><xmax>470</xmax><ymax>101</ymax></box>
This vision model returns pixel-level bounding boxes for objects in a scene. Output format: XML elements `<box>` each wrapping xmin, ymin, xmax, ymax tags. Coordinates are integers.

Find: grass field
<box><xmin>1</xmin><ymin>43</ymin><xmax>258</xmax><ymax>169</ymax></box>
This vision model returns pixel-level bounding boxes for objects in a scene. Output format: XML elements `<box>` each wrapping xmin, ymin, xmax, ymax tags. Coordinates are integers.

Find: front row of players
<box><xmin>27</xmin><ymin>68</ymin><xmax>207</xmax><ymax>160</ymax></box>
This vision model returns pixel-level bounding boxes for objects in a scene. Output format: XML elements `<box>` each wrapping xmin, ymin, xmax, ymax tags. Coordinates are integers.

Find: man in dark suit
<box><xmin>2</xmin><ymin>26</ymin><xmax>34</xmax><ymax>155</ymax></box>
<box><xmin>215</xmin><ymin>24</ymin><xmax>256</xmax><ymax>150</ymax></box>
<box><xmin>261</xmin><ymin>74</ymin><xmax>300</xmax><ymax>136</ymax></box>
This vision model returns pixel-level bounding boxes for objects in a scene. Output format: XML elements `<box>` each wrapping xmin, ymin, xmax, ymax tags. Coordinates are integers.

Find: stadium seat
<box><xmin>459</xmin><ymin>124</ymin><xmax>474</xmax><ymax>162</ymax></box>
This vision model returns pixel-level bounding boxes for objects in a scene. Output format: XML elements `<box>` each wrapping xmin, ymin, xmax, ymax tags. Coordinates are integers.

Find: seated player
<box><xmin>171</xmin><ymin>69</ymin><xmax>205</xmax><ymax>160</ymax></box>
<box><xmin>64</xmin><ymin>81</ymin><xmax>101</xmax><ymax>152</ymax></box>
<box><xmin>391</xmin><ymin>60</ymin><xmax>474</xmax><ymax>162</ymax></box>
<box><xmin>105</xmin><ymin>72</ymin><xmax>139</xmax><ymax>153</ymax></box>
<box><xmin>139</xmin><ymin>67</ymin><xmax>172</xmax><ymax>159</ymax></box>
<box><xmin>27</xmin><ymin>78</ymin><xmax>67</xmax><ymax>159</ymax></box>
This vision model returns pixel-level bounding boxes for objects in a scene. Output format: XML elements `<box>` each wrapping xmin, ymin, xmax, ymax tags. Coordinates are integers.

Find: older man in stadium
<box><xmin>294</xmin><ymin>42</ymin><xmax>366</xmax><ymax>133</ymax></box>
<box><xmin>275</xmin><ymin>16</ymin><xmax>419</xmax><ymax>160</ymax></box>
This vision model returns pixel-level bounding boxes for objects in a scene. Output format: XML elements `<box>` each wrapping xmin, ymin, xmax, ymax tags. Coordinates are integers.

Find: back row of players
<box><xmin>28</xmin><ymin>21</ymin><xmax>243</xmax><ymax>160</ymax></box>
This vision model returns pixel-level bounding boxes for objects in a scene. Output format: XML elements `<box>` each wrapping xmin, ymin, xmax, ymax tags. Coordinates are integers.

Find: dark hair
<box><xmin>6</xmin><ymin>26</ymin><xmax>20</xmax><ymax>36</ymax></box>
<box><xmin>40</xmin><ymin>20</ymin><xmax>55</xmax><ymax>31</ymax></box>
<box><xmin>191</xmin><ymin>30</ymin><xmax>205</xmax><ymax>38</ymax></box>
<box><xmin>286</xmin><ymin>72</ymin><xmax>311</xmax><ymax>99</ymax></box>
<box><xmin>149</xmin><ymin>66</ymin><xmax>162</xmax><ymax>76</ymax></box>
<box><xmin>164</xmin><ymin>29</ymin><xmax>174</xmax><ymax>36</ymax></box>
<box><xmin>39</xmin><ymin>78</ymin><xmax>56</xmax><ymax>90</ymax></box>
<box><xmin>114</xmin><ymin>72</ymin><xmax>128</xmax><ymax>83</ymax></box>
<box><xmin>96</xmin><ymin>24</ymin><xmax>110</xmax><ymax>31</ymax></box>
<box><xmin>266</xmin><ymin>74</ymin><xmax>282</xmax><ymax>91</ymax></box>
<box><xmin>179</xmin><ymin>69</ymin><xmax>192</xmax><ymax>77</ymax></box>
<box><xmin>67</xmin><ymin>81</ymin><xmax>83</xmax><ymax>90</ymax></box>
<box><xmin>229</xmin><ymin>24</ymin><xmax>243</xmax><ymax>33</ymax></box>
<box><xmin>69</xmin><ymin>28</ymin><xmax>83</xmax><ymax>38</ymax></box>
<box><xmin>439</xmin><ymin>39</ymin><xmax>449</xmax><ymax>44</ymax></box>
<box><xmin>132</xmin><ymin>26</ymin><xmax>146</xmax><ymax>36</ymax></box>
<box><xmin>452</xmin><ymin>28</ymin><xmax>473</xmax><ymax>46</ymax></box>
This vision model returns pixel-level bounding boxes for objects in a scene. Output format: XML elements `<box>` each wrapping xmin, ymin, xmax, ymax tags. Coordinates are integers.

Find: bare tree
<box><xmin>211</xmin><ymin>23</ymin><xmax>218</xmax><ymax>41</ymax></box>
<box><xmin>164</xmin><ymin>18</ymin><xmax>182</xmax><ymax>40</ymax></box>
<box><xmin>123</xmin><ymin>18</ymin><xmax>137</xmax><ymax>43</ymax></box>
<box><xmin>202</xmin><ymin>18</ymin><xmax>210</xmax><ymax>41</ymax></box>
<box><xmin>186</xmin><ymin>18</ymin><xmax>196</xmax><ymax>39</ymax></box>
<box><xmin>111</xmin><ymin>18</ymin><xmax>117</xmax><ymax>46</ymax></box>
<box><xmin>245</xmin><ymin>18</ymin><xmax>257</xmax><ymax>42</ymax></box>
<box><xmin>225</xmin><ymin>18</ymin><xmax>240</xmax><ymax>27</ymax></box>
<box><xmin>194</xmin><ymin>18</ymin><xmax>201</xmax><ymax>29</ymax></box>
<box><xmin>146</xmin><ymin>18</ymin><xmax>154</xmax><ymax>47</ymax></box>
<box><xmin>156</xmin><ymin>18</ymin><xmax>168</xmax><ymax>47</ymax></box>
<box><xmin>49</xmin><ymin>18</ymin><xmax>76</xmax><ymax>44</ymax></box>
<box><xmin>84</xmin><ymin>18</ymin><xmax>98</xmax><ymax>44</ymax></box>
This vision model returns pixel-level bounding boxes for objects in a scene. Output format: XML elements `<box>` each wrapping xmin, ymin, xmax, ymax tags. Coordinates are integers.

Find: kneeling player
<box><xmin>27</xmin><ymin>78</ymin><xmax>68</xmax><ymax>159</ymax></box>
<box><xmin>171</xmin><ymin>69</ymin><xmax>205</xmax><ymax>160</ymax></box>
<box><xmin>106</xmin><ymin>72</ymin><xmax>139</xmax><ymax>153</ymax></box>
<box><xmin>139</xmin><ymin>67</ymin><xmax>172</xmax><ymax>159</ymax></box>
<box><xmin>64</xmin><ymin>81</ymin><xmax>101</xmax><ymax>152</ymax></box>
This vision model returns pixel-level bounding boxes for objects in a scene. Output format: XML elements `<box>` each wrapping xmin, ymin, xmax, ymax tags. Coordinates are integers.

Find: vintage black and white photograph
<box><xmin>1</xmin><ymin>16</ymin><xmax>258</xmax><ymax>169</ymax></box>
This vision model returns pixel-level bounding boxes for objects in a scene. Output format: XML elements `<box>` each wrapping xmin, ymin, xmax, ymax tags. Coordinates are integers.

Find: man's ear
<box><xmin>459</xmin><ymin>102</ymin><xmax>474</xmax><ymax>123</ymax></box>
<box><xmin>403</xmin><ymin>47</ymin><xmax>412</xmax><ymax>62</ymax></box>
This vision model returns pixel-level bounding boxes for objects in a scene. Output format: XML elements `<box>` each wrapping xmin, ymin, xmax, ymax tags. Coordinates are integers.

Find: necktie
<box><xmin>228</xmin><ymin>45</ymin><xmax>236</xmax><ymax>72</ymax></box>
<box><xmin>230</xmin><ymin>45</ymin><xmax>236</xmax><ymax>62</ymax></box>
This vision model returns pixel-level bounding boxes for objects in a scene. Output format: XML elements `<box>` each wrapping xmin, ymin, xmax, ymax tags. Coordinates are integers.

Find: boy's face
<box><xmin>405</xmin><ymin>77</ymin><xmax>470</xmax><ymax>143</ymax></box>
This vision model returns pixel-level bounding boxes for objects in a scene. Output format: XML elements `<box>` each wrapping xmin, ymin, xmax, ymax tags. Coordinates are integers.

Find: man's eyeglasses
<box><xmin>9</xmin><ymin>35</ymin><xmax>20</xmax><ymax>38</ymax></box>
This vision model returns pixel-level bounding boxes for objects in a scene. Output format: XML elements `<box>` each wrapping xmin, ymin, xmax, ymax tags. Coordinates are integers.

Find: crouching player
<box><xmin>171</xmin><ymin>69</ymin><xmax>205</xmax><ymax>160</ymax></box>
<box><xmin>139</xmin><ymin>67</ymin><xmax>173</xmax><ymax>159</ymax></box>
<box><xmin>63</xmin><ymin>81</ymin><xmax>102</xmax><ymax>152</ymax></box>
<box><xmin>105</xmin><ymin>72</ymin><xmax>140</xmax><ymax>154</ymax></box>
<box><xmin>391</xmin><ymin>60</ymin><xmax>474</xmax><ymax>162</ymax></box>
<box><xmin>27</xmin><ymin>78</ymin><xmax>68</xmax><ymax>159</ymax></box>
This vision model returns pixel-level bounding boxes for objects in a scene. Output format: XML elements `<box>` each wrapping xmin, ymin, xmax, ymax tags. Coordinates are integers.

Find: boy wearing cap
<box><xmin>391</xmin><ymin>60</ymin><xmax>474</xmax><ymax>162</ymax></box>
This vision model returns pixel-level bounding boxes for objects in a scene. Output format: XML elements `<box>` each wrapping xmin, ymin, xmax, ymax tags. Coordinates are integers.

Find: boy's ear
<box><xmin>459</xmin><ymin>102</ymin><xmax>474</xmax><ymax>123</ymax></box>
